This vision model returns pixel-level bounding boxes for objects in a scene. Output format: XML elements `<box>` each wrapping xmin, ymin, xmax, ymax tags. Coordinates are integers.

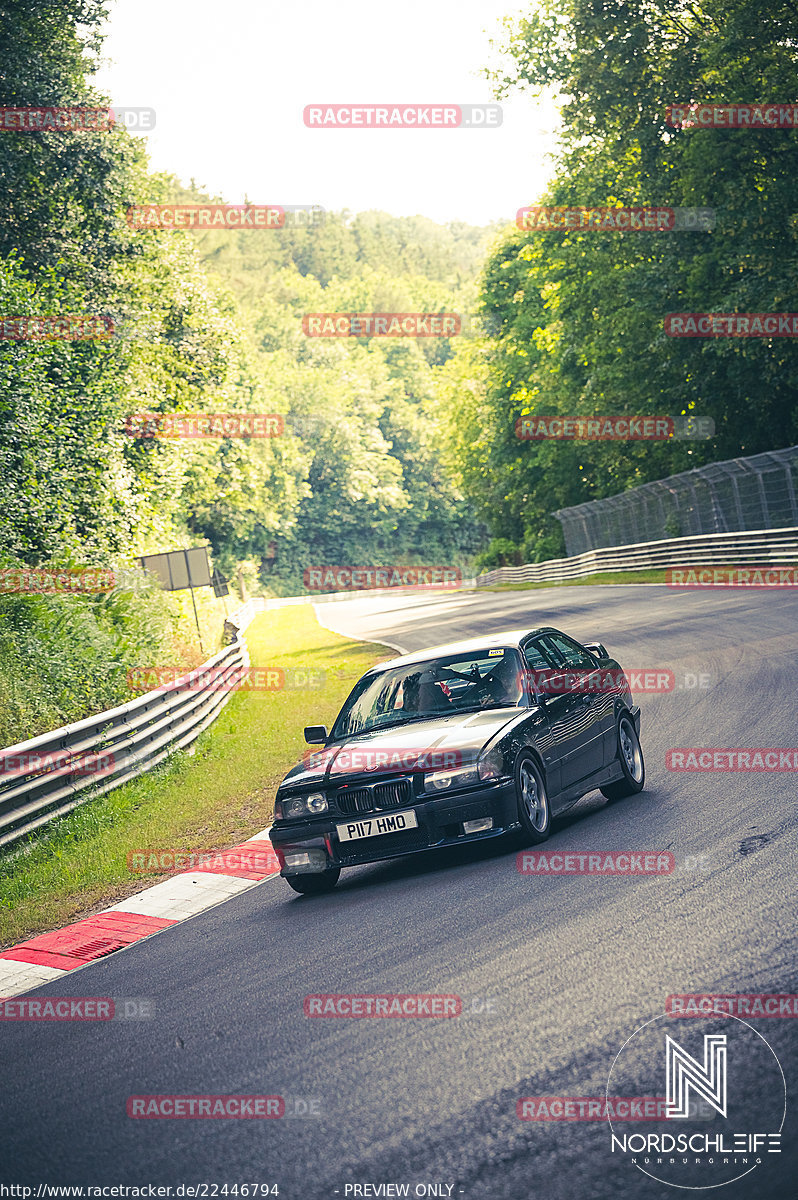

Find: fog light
<box><xmin>283</xmin><ymin>849</ymin><xmax>328</xmax><ymax>873</ymax></box>
<box><xmin>463</xmin><ymin>817</ymin><xmax>493</xmax><ymax>834</ymax></box>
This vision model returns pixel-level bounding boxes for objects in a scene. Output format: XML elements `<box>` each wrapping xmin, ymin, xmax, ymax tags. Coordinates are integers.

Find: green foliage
<box><xmin>181</xmin><ymin>197</ymin><xmax>495</xmax><ymax>591</ymax></box>
<box><xmin>0</xmin><ymin>573</ymin><xmax>181</xmax><ymax>744</ymax></box>
<box><xmin>454</xmin><ymin>0</ymin><xmax>798</xmax><ymax>559</ymax></box>
<box><xmin>0</xmin><ymin>0</ymin><xmax>494</xmax><ymax>742</ymax></box>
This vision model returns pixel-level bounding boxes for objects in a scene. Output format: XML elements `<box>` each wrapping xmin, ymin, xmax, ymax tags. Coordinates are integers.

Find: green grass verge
<box><xmin>0</xmin><ymin>606</ymin><xmax>392</xmax><ymax>948</ymax></box>
<box><xmin>481</xmin><ymin>569</ymin><xmax>671</xmax><ymax>589</ymax></box>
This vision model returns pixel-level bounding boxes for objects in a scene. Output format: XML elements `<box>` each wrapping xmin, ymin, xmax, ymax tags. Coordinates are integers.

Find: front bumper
<box><xmin>270</xmin><ymin>779</ymin><xmax>518</xmax><ymax>872</ymax></box>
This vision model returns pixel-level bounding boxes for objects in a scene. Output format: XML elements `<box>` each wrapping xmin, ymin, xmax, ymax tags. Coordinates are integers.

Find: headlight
<box><xmin>274</xmin><ymin>792</ymin><xmax>328</xmax><ymax>819</ymax></box>
<box><xmin>477</xmin><ymin>746</ymin><xmax>504</xmax><ymax>781</ymax></box>
<box><xmin>424</xmin><ymin>766</ymin><xmax>479</xmax><ymax>791</ymax></box>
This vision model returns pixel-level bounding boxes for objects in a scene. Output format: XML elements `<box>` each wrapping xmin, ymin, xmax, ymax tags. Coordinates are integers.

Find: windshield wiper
<box><xmin>449</xmin><ymin>703</ymin><xmax>518</xmax><ymax>714</ymax></box>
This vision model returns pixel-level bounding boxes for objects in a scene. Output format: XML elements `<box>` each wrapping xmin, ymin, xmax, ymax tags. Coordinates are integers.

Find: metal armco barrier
<box><xmin>0</xmin><ymin>633</ymin><xmax>250</xmax><ymax>849</ymax></box>
<box><xmin>474</xmin><ymin>527</ymin><xmax>798</xmax><ymax>586</ymax></box>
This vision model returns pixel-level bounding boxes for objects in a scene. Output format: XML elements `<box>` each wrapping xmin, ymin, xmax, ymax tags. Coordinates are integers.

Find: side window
<box><xmin>523</xmin><ymin>640</ymin><xmax>552</xmax><ymax>669</ymax></box>
<box><xmin>540</xmin><ymin>634</ymin><xmax>596</xmax><ymax>670</ymax></box>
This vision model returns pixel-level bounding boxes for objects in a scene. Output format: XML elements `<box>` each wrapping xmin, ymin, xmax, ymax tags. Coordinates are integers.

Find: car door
<box><xmin>522</xmin><ymin>637</ymin><xmax>594</xmax><ymax>798</ymax></box>
<box><xmin>537</xmin><ymin>633</ymin><xmax>612</xmax><ymax>783</ymax></box>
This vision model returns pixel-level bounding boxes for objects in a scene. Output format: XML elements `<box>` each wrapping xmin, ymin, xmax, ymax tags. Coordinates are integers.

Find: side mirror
<box><xmin>583</xmin><ymin>641</ymin><xmax>608</xmax><ymax>660</ymax></box>
<box><xmin>304</xmin><ymin>725</ymin><xmax>328</xmax><ymax>744</ymax></box>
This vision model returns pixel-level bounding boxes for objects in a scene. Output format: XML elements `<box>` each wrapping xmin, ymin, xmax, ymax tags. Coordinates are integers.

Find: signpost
<box><xmin>138</xmin><ymin>547</ymin><xmax>213</xmax><ymax>653</ymax></box>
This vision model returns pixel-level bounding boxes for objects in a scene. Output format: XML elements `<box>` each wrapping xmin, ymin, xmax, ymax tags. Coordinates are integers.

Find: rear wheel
<box><xmin>516</xmin><ymin>754</ymin><xmax>551</xmax><ymax>843</ymax></box>
<box><xmin>600</xmin><ymin>713</ymin><xmax>645</xmax><ymax>800</ymax></box>
<box><xmin>284</xmin><ymin>868</ymin><xmax>340</xmax><ymax>895</ymax></box>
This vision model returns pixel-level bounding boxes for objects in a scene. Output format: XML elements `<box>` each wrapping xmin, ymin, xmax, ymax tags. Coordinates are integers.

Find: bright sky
<box><xmin>93</xmin><ymin>0</ymin><xmax>560</xmax><ymax>227</ymax></box>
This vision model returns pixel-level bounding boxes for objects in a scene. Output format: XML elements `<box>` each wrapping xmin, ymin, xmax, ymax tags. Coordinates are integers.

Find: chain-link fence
<box><xmin>554</xmin><ymin>446</ymin><xmax>798</xmax><ymax>556</ymax></box>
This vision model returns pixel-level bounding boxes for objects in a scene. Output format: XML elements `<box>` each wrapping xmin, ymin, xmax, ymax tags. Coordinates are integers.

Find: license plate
<box><xmin>336</xmin><ymin>809</ymin><xmax>419</xmax><ymax>842</ymax></box>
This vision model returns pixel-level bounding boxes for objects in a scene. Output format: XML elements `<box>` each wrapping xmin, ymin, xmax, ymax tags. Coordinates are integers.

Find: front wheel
<box><xmin>516</xmin><ymin>754</ymin><xmax>551</xmax><ymax>843</ymax></box>
<box><xmin>600</xmin><ymin>713</ymin><xmax>645</xmax><ymax>800</ymax></box>
<box><xmin>284</xmin><ymin>868</ymin><xmax>341</xmax><ymax>895</ymax></box>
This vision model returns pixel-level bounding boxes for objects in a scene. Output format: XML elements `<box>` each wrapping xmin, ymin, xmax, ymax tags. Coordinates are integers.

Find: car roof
<box><xmin>368</xmin><ymin>627</ymin><xmax>560</xmax><ymax>673</ymax></box>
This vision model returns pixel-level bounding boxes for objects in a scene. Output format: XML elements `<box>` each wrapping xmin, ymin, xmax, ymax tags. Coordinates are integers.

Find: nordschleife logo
<box><xmin>606</xmin><ymin>1013</ymin><xmax>785</xmax><ymax>1189</ymax></box>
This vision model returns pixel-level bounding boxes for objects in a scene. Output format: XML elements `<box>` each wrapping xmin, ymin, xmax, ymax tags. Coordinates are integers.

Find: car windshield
<box><xmin>331</xmin><ymin>648</ymin><xmax>527</xmax><ymax>738</ymax></box>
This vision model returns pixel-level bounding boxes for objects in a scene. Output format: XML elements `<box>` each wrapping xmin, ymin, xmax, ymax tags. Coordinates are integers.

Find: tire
<box><xmin>284</xmin><ymin>868</ymin><xmax>341</xmax><ymax>895</ymax></box>
<box><xmin>600</xmin><ymin>712</ymin><xmax>645</xmax><ymax>800</ymax></box>
<box><xmin>515</xmin><ymin>753</ymin><xmax>551</xmax><ymax>843</ymax></box>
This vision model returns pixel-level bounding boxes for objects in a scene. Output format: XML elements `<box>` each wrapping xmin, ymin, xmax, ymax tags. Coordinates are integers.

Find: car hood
<box><xmin>278</xmin><ymin>708</ymin><xmax>523</xmax><ymax>791</ymax></box>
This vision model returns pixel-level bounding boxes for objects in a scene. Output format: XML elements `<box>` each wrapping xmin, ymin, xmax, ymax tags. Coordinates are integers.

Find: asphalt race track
<box><xmin>2</xmin><ymin>585</ymin><xmax>797</xmax><ymax>1200</ymax></box>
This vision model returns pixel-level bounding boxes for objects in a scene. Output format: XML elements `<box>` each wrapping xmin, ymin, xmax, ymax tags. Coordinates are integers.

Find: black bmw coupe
<box><xmin>270</xmin><ymin>627</ymin><xmax>644</xmax><ymax>894</ymax></box>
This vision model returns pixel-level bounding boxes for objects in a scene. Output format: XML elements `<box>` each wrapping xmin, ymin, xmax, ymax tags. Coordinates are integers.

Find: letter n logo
<box><xmin>665</xmin><ymin>1034</ymin><xmax>727</xmax><ymax>1118</ymax></box>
